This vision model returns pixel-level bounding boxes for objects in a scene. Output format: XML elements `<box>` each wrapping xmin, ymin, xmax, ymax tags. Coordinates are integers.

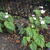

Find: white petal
<box><xmin>32</xmin><ymin>14</ymin><xmax>35</xmax><ymax>17</ymax></box>
<box><xmin>21</xmin><ymin>23</ymin><xmax>24</xmax><ymax>26</ymax></box>
<box><xmin>39</xmin><ymin>17</ymin><xmax>42</xmax><ymax>20</ymax></box>
<box><xmin>32</xmin><ymin>25</ymin><xmax>34</xmax><ymax>28</ymax></box>
<box><xmin>5</xmin><ymin>15</ymin><xmax>9</xmax><ymax>18</ymax></box>
<box><xmin>39</xmin><ymin>6</ymin><xmax>43</xmax><ymax>9</ymax></box>
<box><xmin>5</xmin><ymin>12</ymin><xmax>8</xmax><ymax>15</ymax></box>
<box><xmin>33</xmin><ymin>17</ymin><xmax>36</xmax><ymax>20</ymax></box>
<box><xmin>40</xmin><ymin>20</ymin><xmax>45</xmax><ymax>24</ymax></box>
<box><xmin>41</xmin><ymin>10</ymin><xmax>46</xmax><ymax>14</ymax></box>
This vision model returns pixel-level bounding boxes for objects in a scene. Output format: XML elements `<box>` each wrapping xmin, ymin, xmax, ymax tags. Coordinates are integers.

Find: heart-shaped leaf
<box><xmin>4</xmin><ymin>21</ymin><xmax>15</xmax><ymax>31</ymax></box>
<box><xmin>46</xmin><ymin>42</ymin><xmax>50</xmax><ymax>48</ymax></box>
<box><xmin>29</xmin><ymin>42</ymin><xmax>37</xmax><ymax>50</ymax></box>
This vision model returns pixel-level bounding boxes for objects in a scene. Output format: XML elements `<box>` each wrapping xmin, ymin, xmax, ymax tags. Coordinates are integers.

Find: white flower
<box><xmin>39</xmin><ymin>6</ymin><xmax>43</xmax><ymax>9</ymax></box>
<box><xmin>41</xmin><ymin>10</ymin><xmax>46</xmax><ymax>14</ymax></box>
<box><xmin>5</xmin><ymin>12</ymin><xmax>8</xmax><ymax>15</ymax></box>
<box><xmin>39</xmin><ymin>17</ymin><xmax>42</xmax><ymax>20</ymax></box>
<box><xmin>40</xmin><ymin>20</ymin><xmax>45</xmax><ymax>24</ymax></box>
<box><xmin>32</xmin><ymin>14</ymin><xmax>35</xmax><ymax>17</ymax></box>
<box><xmin>4</xmin><ymin>12</ymin><xmax>9</xmax><ymax>18</ymax></box>
<box><xmin>21</xmin><ymin>23</ymin><xmax>24</xmax><ymax>26</ymax></box>
<box><xmin>33</xmin><ymin>17</ymin><xmax>36</xmax><ymax>20</ymax></box>
<box><xmin>32</xmin><ymin>25</ymin><xmax>34</xmax><ymax>28</ymax></box>
<box><xmin>4</xmin><ymin>15</ymin><xmax>9</xmax><ymax>18</ymax></box>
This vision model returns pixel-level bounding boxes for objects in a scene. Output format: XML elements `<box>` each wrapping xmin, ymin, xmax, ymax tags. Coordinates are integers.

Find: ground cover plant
<box><xmin>20</xmin><ymin>9</ymin><xmax>50</xmax><ymax>50</ymax></box>
<box><xmin>0</xmin><ymin>0</ymin><xmax>50</xmax><ymax>50</ymax></box>
<box><xmin>0</xmin><ymin>12</ymin><xmax>15</xmax><ymax>33</ymax></box>
<box><xmin>0</xmin><ymin>9</ymin><xmax>50</xmax><ymax>50</ymax></box>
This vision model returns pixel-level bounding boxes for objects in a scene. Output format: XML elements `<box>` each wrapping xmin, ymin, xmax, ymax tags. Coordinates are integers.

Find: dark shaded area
<box><xmin>0</xmin><ymin>0</ymin><xmax>50</xmax><ymax>16</ymax></box>
<box><xmin>0</xmin><ymin>0</ymin><xmax>50</xmax><ymax>17</ymax></box>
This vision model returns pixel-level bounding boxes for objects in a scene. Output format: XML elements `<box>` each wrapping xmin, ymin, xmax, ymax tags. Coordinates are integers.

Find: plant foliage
<box><xmin>46</xmin><ymin>42</ymin><xmax>50</xmax><ymax>48</ymax></box>
<box><xmin>21</xmin><ymin>9</ymin><xmax>50</xmax><ymax>50</ymax></box>
<box><xmin>0</xmin><ymin>12</ymin><xmax>15</xmax><ymax>33</ymax></box>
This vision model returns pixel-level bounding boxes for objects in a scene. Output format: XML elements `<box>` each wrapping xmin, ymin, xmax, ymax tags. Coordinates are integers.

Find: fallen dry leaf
<box><xmin>16</xmin><ymin>40</ymin><xmax>20</xmax><ymax>43</ymax></box>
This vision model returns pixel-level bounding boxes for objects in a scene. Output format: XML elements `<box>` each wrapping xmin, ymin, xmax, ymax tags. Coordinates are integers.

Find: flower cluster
<box><xmin>4</xmin><ymin>12</ymin><xmax>9</xmax><ymax>18</ymax></box>
<box><xmin>39</xmin><ymin>6</ymin><xmax>46</xmax><ymax>14</ymax></box>
<box><xmin>39</xmin><ymin>17</ymin><xmax>45</xmax><ymax>24</ymax></box>
<box><xmin>32</xmin><ymin>15</ymin><xmax>45</xmax><ymax>24</ymax></box>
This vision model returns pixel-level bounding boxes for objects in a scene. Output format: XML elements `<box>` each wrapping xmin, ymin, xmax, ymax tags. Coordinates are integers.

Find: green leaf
<box><xmin>4</xmin><ymin>21</ymin><xmax>15</xmax><ymax>31</ymax></box>
<box><xmin>0</xmin><ymin>12</ymin><xmax>5</xmax><ymax>20</ymax></box>
<box><xmin>34</xmin><ymin>34</ymin><xmax>45</xmax><ymax>48</ymax></box>
<box><xmin>33</xmin><ymin>9</ymin><xmax>41</xmax><ymax>17</ymax></box>
<box><xmin>0</xmin><ymin>23</ymin><xmax>3</xmax><ymax>32</ymax></box>
<box><xmin>46</xmin><ymin>42</ymin><xmax>50</xmax><ymax>48</ymax></box>
<box><xmin>7</xmin><ymin>29</ymin><xmax>13</xmax><ymax>34</ymax></box>
<box><xmin>29</xmin><ymin>42</ymin><xmax>37</xmax><ymax>50</ymax></box>
<box><xmin>22</xmin><ymin>37</ymin><xmax>30</xmax><ymax>46</ymax></box>
<box><xmin>25</xmin><ymin>27</ymin><xmax>34</xmax><ymax>37</ymax></box>
<box><xmin>7</xmin><ymin>16</ymin><xmax>14</xmax><ymax>22</ymax></box>
<box><xmin>41</xmin><ymin>24</ymin><xmax>48</xmax><ymax>29</ymax></box>
<box><xmin>25</xmin><ymin>27</ymin><xmax>38</xmax><ymax>38</ymax></box>
<box><xmin>31</xmin><ymin>28</ymin><xmax>39</xmax><ymax>36</ymax></box>
<box><xmin>19</xmin><ymin>28</ymin><xmax>25</xmax><ymax>34</ymax></box>
<box><xmin>0</xmin><ymin>23</ymin><xmax>2</xmax><ymax>27</ymax></box>
<box><xmin>38</xmin><ymin>48</ymin><xmax>41</xmax><ymax>50</ymax></box>
<box><xmin>44</xmin><ymin>16</ymin><xmax>50</xmax><ymax>24</ymax></box>
<box><xmin>35</xmin><ymin>19</ymin><xmax>40</xmax><ymax>26</ymax></box>
<box><xmin>0</xmin><ymin>28</ymin><xmax>3</xmax><ymax>32</ymax></box>
<box><xmin>29</xmin><ymin>17</ymin><xmax>34</xmax><ymax>23</ymax></box>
